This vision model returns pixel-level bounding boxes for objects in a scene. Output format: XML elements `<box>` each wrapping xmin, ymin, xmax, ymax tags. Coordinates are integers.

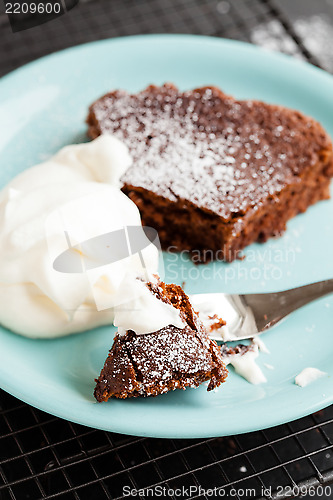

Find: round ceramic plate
<box><xmin>0</xmin><ymin>35</ymin><xmax>332</xmax><ymax>438</ymax></box>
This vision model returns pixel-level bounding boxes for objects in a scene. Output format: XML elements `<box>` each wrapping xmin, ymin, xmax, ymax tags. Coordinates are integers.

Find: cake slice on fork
<box><xmin>94</xmin><ymin>277</ymin><xmax>228</xmax><ymax>401</ymax></box>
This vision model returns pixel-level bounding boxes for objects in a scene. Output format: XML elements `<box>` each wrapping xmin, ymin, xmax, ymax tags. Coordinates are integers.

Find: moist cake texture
<box><xmin>87</xmin><ymin>84</ymin><xmax>333</xmax><ymax>261</ymax></box>
<box><xmin>94</xmin><ymin>279</ymin><xmax>228</xmax><ymax>401</ymax></box>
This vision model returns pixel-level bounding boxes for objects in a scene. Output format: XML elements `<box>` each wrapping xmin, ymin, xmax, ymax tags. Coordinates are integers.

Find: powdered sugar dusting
<box><xmin>129</xmin><ymin>326</ymin><xmax>214</xmax><ymax>383</ymax></box>
<box><xmin>90</xmin><ymin>85</ymin><xmax>326</xmax><ymax>220</ymax></box>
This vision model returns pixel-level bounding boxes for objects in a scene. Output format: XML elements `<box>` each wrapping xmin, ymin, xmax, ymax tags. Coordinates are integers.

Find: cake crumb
<box><xmin>207</xmin><ymin>314</ymin><xmax>226</xmax><ymax>332</ymax></box>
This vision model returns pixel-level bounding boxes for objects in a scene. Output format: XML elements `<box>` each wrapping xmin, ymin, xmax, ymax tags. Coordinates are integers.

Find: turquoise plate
<box><xmin>0</xmin><ymin>35</ymin><xmax>332</xmax><ymax>438</ymax></box>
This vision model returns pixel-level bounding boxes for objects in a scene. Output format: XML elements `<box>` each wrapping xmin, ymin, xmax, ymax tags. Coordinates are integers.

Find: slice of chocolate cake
<box><xmin>87</xmin><ymin>84</ymin><xmax>333</xmax><ymax>262</ymax></box>
<box><xmin>94</xmin><ymin>278</ymin><xmax>228</xmax><ymax>401</ymax></box>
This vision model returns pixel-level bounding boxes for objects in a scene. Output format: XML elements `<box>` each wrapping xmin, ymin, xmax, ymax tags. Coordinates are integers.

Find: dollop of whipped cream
<box><xmin>113</xmin><ymin>275</ymin><xmax>185</xmax><ymax>335</ymax></box>
<box><xmin>0</xmin><ymin>136</ymin><xmax>159</xmax><ymax>338</ymax></box>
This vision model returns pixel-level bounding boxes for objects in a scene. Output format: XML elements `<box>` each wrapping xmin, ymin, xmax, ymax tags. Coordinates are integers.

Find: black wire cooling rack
<box><xmin>0</xmin><ymin>1</ymin><xmax>333</xmax><ymax>499</ymax></box>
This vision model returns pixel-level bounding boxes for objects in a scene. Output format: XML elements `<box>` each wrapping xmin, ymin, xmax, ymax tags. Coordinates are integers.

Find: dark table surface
<box><xmin>0</xmin><ymin>1</ymin><xmax>333</xmax><ymax>499</ymax></box>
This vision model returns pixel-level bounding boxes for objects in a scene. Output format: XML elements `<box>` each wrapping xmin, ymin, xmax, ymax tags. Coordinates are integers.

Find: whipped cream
<box><xmin>189</xmin><ymin>293</ymin><xmax>251</xmax><ymax>341</ymax></box>
<box><xmin>0</xmin><ymin>136</ymin><xmax>159</xmax><ymax>338</ymax></box>
<box><xmin>222</xmin><ymin>344</ymin><xmax>267</xmax><ymax>385</ymax></box>
<box><xmin>252</xmin><ymin>336</ymin><xmax>270</xmax><ymax>354</ymax></box>
<box><xmin>113</xmin><ymin>276</ymin><xmax>185</xmax><ymax>335</ymax></box>
<box><xmin>295</xmin><ymin>367</ymin><xmax>327</xmax><ymax>387</ymax></box>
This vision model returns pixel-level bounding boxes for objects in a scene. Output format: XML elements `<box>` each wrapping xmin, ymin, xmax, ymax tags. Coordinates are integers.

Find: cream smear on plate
<box><xmin>295</xmin><ymin>367</ymin><xmax>328</xmax><ymax>387</ymax></box>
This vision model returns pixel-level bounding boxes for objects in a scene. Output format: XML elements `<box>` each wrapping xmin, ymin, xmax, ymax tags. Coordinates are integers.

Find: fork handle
<box><xmin>242</xmin><ymin>279</ymin><xmax>333</xmax><ymax>331</ymax></box>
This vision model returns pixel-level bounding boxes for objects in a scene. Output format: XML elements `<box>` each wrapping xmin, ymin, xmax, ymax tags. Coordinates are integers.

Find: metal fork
<box><xmin>190</xmin><ymin>279</ymin><xmax>333</xmax><ymax>341</ymax></box>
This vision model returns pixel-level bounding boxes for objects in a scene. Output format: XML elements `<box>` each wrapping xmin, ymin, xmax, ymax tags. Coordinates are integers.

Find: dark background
<box><xmin>1</xmin><ymin>0</ymin><xmax>333</xmax><ymax>76</ymax></box>
<box><xmin>0</xmin><ymin>1</ymin><xmax>333</xmax><ymax>499</ymax></box>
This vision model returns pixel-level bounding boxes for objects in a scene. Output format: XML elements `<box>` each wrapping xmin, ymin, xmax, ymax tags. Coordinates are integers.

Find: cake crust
<box><xmin>87</xmin><ymin>84</ymin><xmax>333</xmax><ymax>261</ymax></box>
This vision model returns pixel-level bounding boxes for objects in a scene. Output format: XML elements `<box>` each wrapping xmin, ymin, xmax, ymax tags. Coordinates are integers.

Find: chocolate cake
<box><xmin>94</xmin><ymin>279</ymin><xmax>228</xmax><ymax>401</ymax></box>
<box><xmin>87</xmin><ymin>84</ymin><xmax>333</xmax><ymax>262</ymax></box>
